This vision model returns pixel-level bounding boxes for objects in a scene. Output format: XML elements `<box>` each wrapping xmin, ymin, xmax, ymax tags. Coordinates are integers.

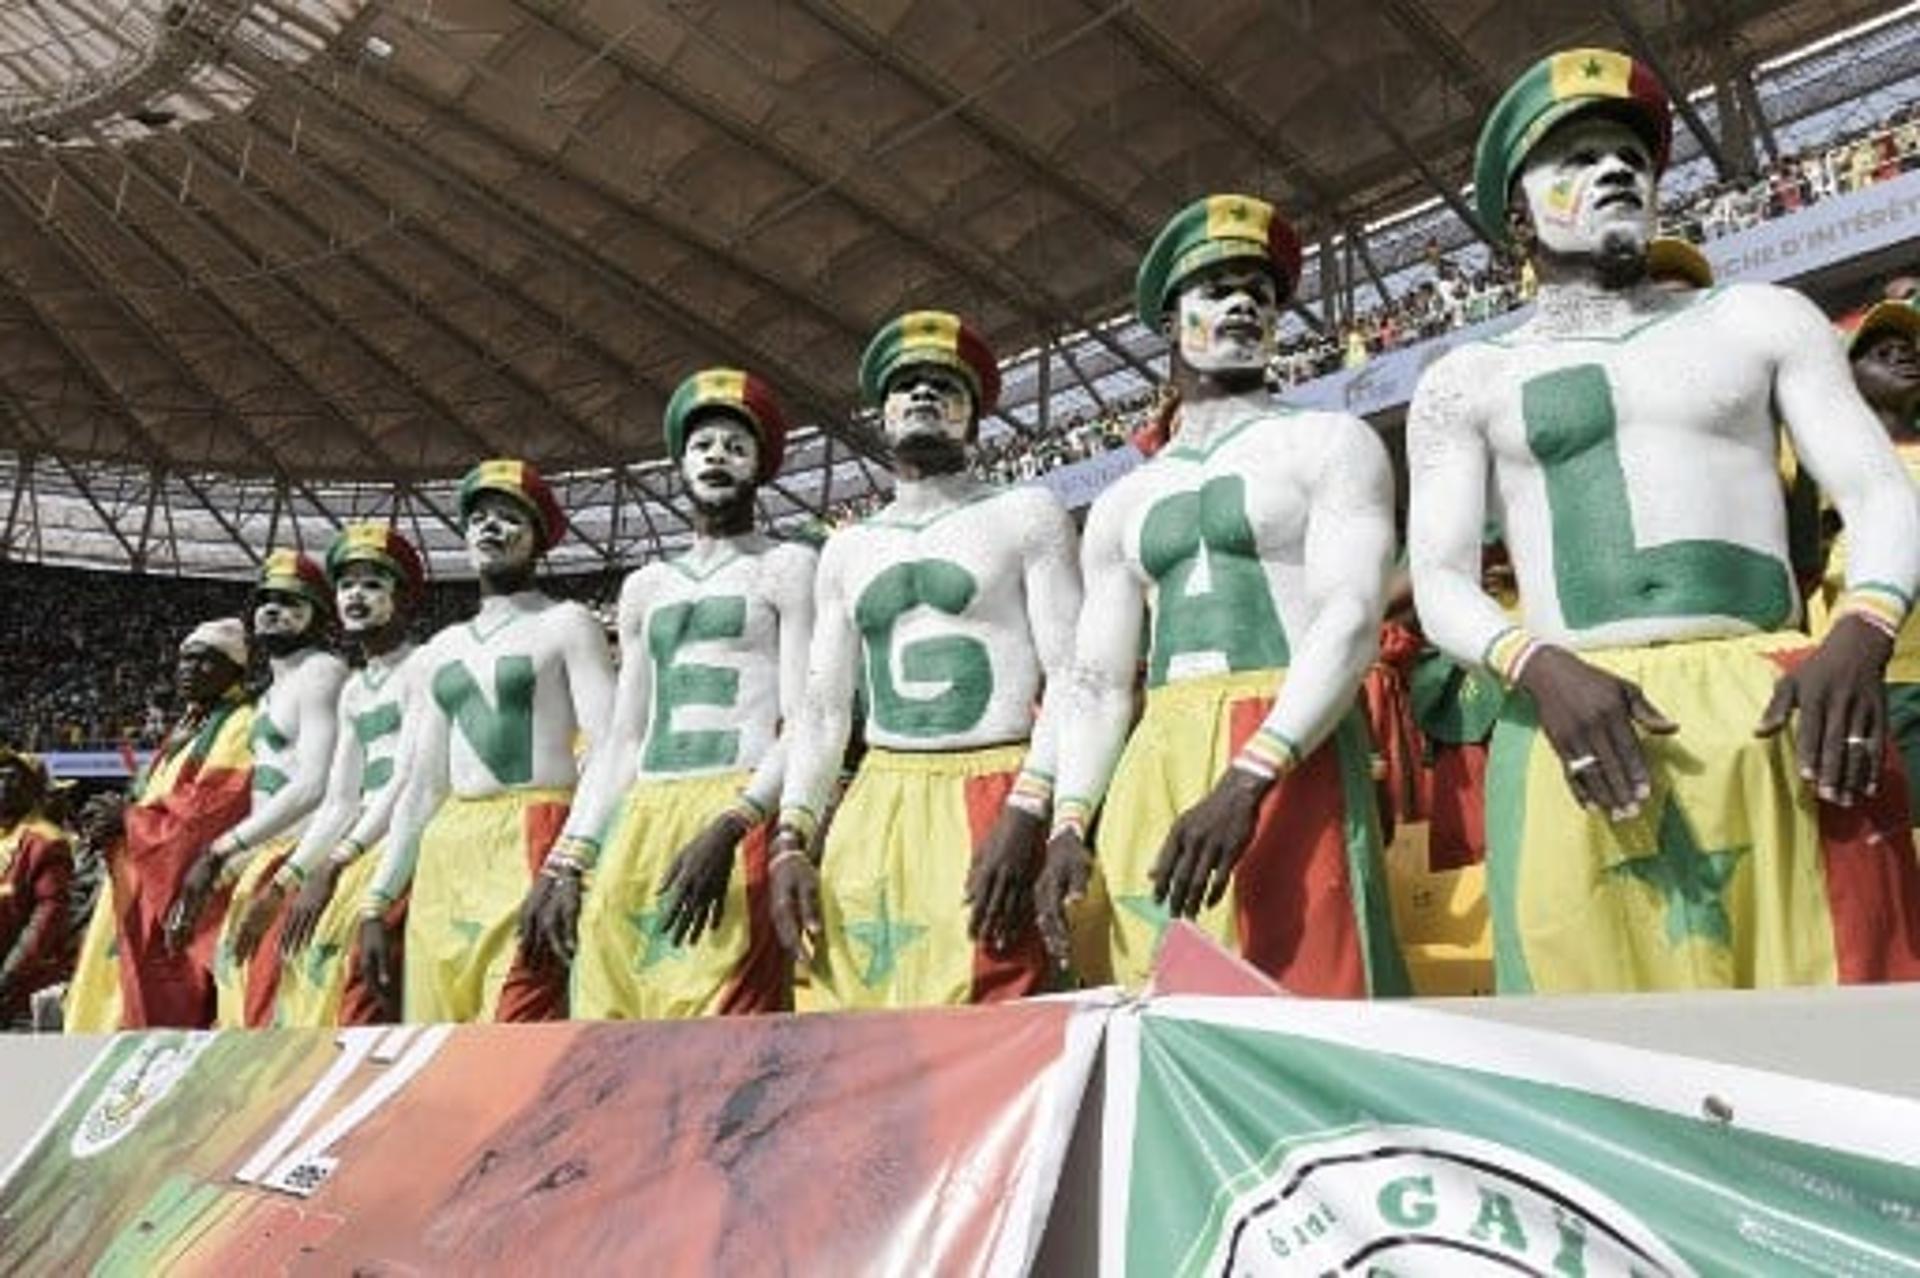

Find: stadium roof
<box><xmin>0</xmin><ymin>0</ymin><xmax>1906</xmax><ymax>574</ymax></box>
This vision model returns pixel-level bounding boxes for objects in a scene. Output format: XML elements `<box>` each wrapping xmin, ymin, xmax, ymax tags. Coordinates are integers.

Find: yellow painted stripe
<box><xmin>696</xmin><ymin>367</ymin><xmax>748</xmax><ymax>403</ymax></box>
<box><xmin>1549</xmin><ymin>49</ymin><xmax>1632</xmax><ymax>101</ymax></box>
<box><xmin>899</xmin><ymin>309</ymin><xmax>961</xmax><ymax>355</ymax></box>
<box><xmin>1204</xmin><ymin>194</ymin><xmax>1271</xmax><ymax>243</ymax></box>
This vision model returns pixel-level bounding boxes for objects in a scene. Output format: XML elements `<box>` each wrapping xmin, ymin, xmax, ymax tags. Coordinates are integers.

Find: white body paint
<box><xmin>368</xmin><ymin>591</ymin><xmax>615</xmax><ymax>905</ymax></box>
<box><xmin>681</xmin><ymin>419</ymin><xmax>760</xmax><ymax>506</ymax></box>
<box><xmin>1407</xmin><ymin>280</ymin><xmax>1920</xmax><ymax>663</ymax></box>
<box><xmin>224</xmin><ymin>645</ymin><xmax>347</xmax><ymax>866</ymax></box>
<box><xmin>561</xmin><ymin>533</ymin><xmax>817</xmax><ymax>844</ymax></box>
<box><xmin>284</xmin><ymin>644</ymin><xmax>423</xmax><ymax>879</ymax></box>
<box><xmin>779</xmin><ymin>477</ymin><xmax>1082</xmax><ymax>822</ymax></box>
<box><xmin>1516</xmin><ymin>117</ymin><xmax>1656</xmax><ymax>259</ymax></box>
<box><xmin>1052</xmin><ymin>399</ymin><xmax>1395</xmax><ymax>817</ymax></box>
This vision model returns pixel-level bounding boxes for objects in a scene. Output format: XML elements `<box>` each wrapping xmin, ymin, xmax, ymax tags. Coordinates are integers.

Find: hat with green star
<box><xmin>457</xmin><ymin>458</ymin><xmax>566</xmax><ymax>552</ymax></box>
<box><xmin>663</xmin><ymin>368</ymin><xmax>789</xmax><ymax>482</ymax></box>
<box><xmin>325</xmin><ymin>522</ymin><xmax>426</xmax><ymax>602</ymax></box>
<box><xmin>255</xmin><ymin>548</ymin><xmax>333</xmax><ymax>617</ymax></box>
<box><xmin>1474</xmin><ymin>47</ymin><xmax>1673</xmax><ymax>242</ymax></box>
<box><xmin>1135</xmin><ymin>193</ymin><xmax>1302</xmax><ymax>327</ymax></box>
<box><xmin>858</xmin><ymin>311</ymin><xmax>1000</xmax><ymax>414</ymax></box>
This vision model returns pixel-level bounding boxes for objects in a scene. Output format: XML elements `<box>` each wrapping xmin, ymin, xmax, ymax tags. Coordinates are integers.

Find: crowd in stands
<box><xmin>0</xmin><ymin>562</ymin><xmax>623</xmax><ymax>754</ymax></box>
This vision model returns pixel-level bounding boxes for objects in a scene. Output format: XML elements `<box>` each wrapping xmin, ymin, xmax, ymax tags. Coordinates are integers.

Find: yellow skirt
<box><xmin>812</xmin><ymin>743</ymin><xmax>1047</xmax><ymax>1011</ymax></box>
<box><xmin>1092</xmin><ymin>670</ymin><xmax>1404</xmax><ymax>996</ymax></box>
<box><xmin>271</xmin><ymin>851</ymin><xmax>383</xmax><ymax>1028</ymax></box>
<box><xmin>403</xmin><ymin>788</ymin><xmax>571</xmax><ymax>1024</ymax></box>
<box><xmin>572</xmin><ymin>771</ymin><xmax>786</xmax><ymax>1019</ymax></box>
<box><xmin>1488</xmin><ymin>632</ymin><xmax>1920</xmax><ymax>992</ymax></box>
<box><xmin>212</xmin><ymin>834</ymin><xmax>297</xmax><ymax>1029</ymax></box>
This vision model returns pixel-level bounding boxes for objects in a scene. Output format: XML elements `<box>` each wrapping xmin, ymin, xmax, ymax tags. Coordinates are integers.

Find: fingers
<box><xmin>1626</xmin><ymin>685</ymin><xmax>1678</xmax><ymax>735</ymax></box>
<box><xmin>1035</xmin><ymin>869</ymin><xmax>1073</xmax><ymax>968</ymax></box>
<box><xmin>1840</xmin><ymin>695</ymin><xmax>1881</xmax><ymax>804</ymax></box>
<box><xmin>1149</xmin><ymin>826</ymin><xmax>1193</xmax><ymax>914</ymax></box>
<box><xmin>1754</xmin><ymin>676</ymin><xmax>1797</xmax><ymax>739</ymax></box>
<box><xmin>1809</xmin><ymin>690</ymin><xmax>1847</xmax><ymax>803</ymax></box>
<box><xmin>1597</xmin><ymin>716</ymin><xmax>1650</xmax><ymax>817</ymax></box>
<box><xmin>553</xmin><ymin>890</ymin><xmax>579</xmax><ymax>965</ymax></box>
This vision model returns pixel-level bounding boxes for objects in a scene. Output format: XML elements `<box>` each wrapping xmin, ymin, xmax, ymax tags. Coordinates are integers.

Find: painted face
<box><xmin>1517</xmin><ymin>115</ymin><xmax>1656</xmax><ymax>257</ymax></box>
<box><xmin>881</xmin><ymin>365</ymin><xmax>975</xmax><ymax>449</ymax></box>
<box><xmin>464</xmin><ymin>492</ymin><xmax>538</xmax><ymax>575</ymax></box>
<box><xmin>253</xmin><ymin>589</ymin><xmax>316</xmax><ymax>642</ymax></box>
<box><xmin>1174</xmin><ymin>263</ymin><xmax>1279</xmax><ymax>373</ymax></box>
<box><xmin>681</xmin><ymin>416</ymin><xmax>762</xmax><ymax>504</ymax></box>
<box><xmin>336</xmin><ymin>562</ymin><xmax>399</xmax><ymax>634</ymax></box>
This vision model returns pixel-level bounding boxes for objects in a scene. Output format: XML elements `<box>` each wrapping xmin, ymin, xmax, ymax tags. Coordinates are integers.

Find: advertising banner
<box><xmin>1102</xmin><ymin>995</ymin><xmax>1920</xmax><ymax>1276</ymax></box>
<box><xmin>0</xmin><ymin>998</ymin><xmax>1104</xmax><ymax>1276</ymax></box>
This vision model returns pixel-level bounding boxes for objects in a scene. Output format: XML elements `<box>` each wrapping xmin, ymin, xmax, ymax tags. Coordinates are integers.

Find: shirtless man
<box><xmin>1407</xmin><ymin>48</ymin><xmax>1920</xmax><ymax>992</ymax></box>
<box><xmin>770</xmin><ymin>312</ymin><xmax>1081</xmax><ymax>1008</ymax></box>
<box><xmin>358</xmin><ymin>460</ymin><xmax>613</xmax><ymax>1022</ymax></box>
<box><xmin>523</xmin><ymin>370</ymin><xmax>812</xmax><ymax>1018</ymax></box>
<box><xmin>169</xmin><ymin>551</ymin><xmax>346</xmax><ymax>1028</ymax></box>
<box><xmin>1036</xmin><ymin>195</ymin><xmax>1405</xmax><ymax>996</ymax></box>
<box><xmin>232</xmin><ymin>524</ymin><xmax>427</xmax><ymax>1026</ymax></box>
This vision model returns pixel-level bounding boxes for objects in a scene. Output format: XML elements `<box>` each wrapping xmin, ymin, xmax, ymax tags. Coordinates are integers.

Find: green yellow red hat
<box><xmin>1841</xmin><ymin>299</ymin><xmax>1920</xmax><ymax>356</ymax></box>
<box><xmin>1474</xmin><ymin>48</ymin><xmax>1673</xmax><ymax>243</ymax></box>
<box><xmin>325</xmin><ymin>522</ymin><xmax>426</xmax><ymax>602</ymax></box>
<box><xmin>1135</xmin><ymin>193</ymin><xmax>1302</xmax><ymax>327</ymax></box>
<box><xmin>663</xmin><ymin>368</ymin><xmax>788</xmax><ymax>483</ymax></box>
<box><xmin>256</xmin><ymin>548</ymin><xmax>332</xmax><ymax>616</ymax></box>
<box><xmin>1646</xmin><ymin>236</ymin><xmax>1712</xmax><ymax>290</ymax></box>
<box><xmin>457</xmin><ymin>458</ymin><xmax>566</xmax><ymax>551</ymax></box>
<box><xmin>859</xmin><ymin>311</ymin><xmax>1000</xmax><ymax>414</ymax></box>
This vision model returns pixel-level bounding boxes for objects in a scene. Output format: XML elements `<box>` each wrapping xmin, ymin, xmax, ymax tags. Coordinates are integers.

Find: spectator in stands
<box><xmin>0</xmin><ymin>750</ymin><xmax>72</xmax><ymax>1026</ymax></box>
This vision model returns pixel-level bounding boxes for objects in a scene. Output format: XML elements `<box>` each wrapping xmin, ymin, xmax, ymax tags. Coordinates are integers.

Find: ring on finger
<box><xmin>1565</xmin><ymin>754</ymin><xmax>1600</xmax><ymax>776</ymax></box>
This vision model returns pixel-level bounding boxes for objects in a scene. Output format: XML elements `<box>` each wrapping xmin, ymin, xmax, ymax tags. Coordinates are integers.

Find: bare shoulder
<box><xmin>1703</xmin><ymin>280</ymin><xmax>1831</xmax><ymax>348</ymax></box>
<box><xmin>618</xmin><ymin>562</ymin><xmax>667</xmax><ymax>606</ymax></box>
<box><xmin>760</xmin><ymin>539</ymin><xmax>821</xmax><ymax>599</ymax></box>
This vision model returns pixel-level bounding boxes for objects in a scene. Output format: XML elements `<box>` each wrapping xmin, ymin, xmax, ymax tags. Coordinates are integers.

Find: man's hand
<box><xmin>965</xmin><ymin>804</ymin><xmax>1045</xmax><ymax>953</ymax></box>
<box><xmin>279</xmin><ymin>861</ymin><xmax>342</xmax><ymax>959</ymax></box>
<box><xmin>658</xmin><ymin>812</ymin><xmax>748</xmax><ymax>947</ymax></box>
<box><xmin>767</xmin><ymin>830</ymin><xmax>822</xmax><ymax>961</ymax></box>
<box><xmin>355</xmin><ymin>916</ymin><xmax>400</xmax><ymax>1022</ymax></box>
<box><xmin>231</xmin><ymin>879</ymin><xmax>288</xmax><ymax>962</ymax></box>
<box><xmin>1152</xmin><ymin>767</ymin><xmax>1269</xmax><ymax>918</ymax></box>
<box><xmin>519</xmin><ymin>870</ymin><xmax>582</xmax><ymax>967</ymax></box>
<box><xmin>1517</xmin><ymin>645</ymin><xmax>1677</xmax><ymax>820</ymax></box>
<box><xmin>1757</xmin><ymin>614</ymin><xmax>1895</xmax><ymax>807</ymax></box>
<box><xmin>1034</xmin><ymin>831</ymin><xmax>1093</xmax><ymax>970</ymax></box>
<box><xmin>163</xmin><ymin>849</ymin><xmax>225</xmax><ymax>954</ymax></box>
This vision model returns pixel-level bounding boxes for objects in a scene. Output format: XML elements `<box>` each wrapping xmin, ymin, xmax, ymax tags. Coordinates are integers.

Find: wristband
<box><xmin>1484</xmin><ymin>625</ymin><xmax>1542</xmax><ymax>687</ymax></box>
<box><xmin>273</xmin><ymin>862</ymin><xmax>306</xmax><ymax>891</ymax></box>
<box><xmin>1233</xmin><ymin>727</ymin><xmax>1300</xmax><ymax>781</ymax></box>
<box><xmin>1051</xmin><ymin>796</ymin><xmax>1094</xmax><ymax>842</ymax></box>
<box><xmin>724</xmin><ymin>793</ymin><xmax>769</xmax><ymax>830</ymax></box>
<box><xmin>359</xmin><ymin>888</ymin><xmax>396</xmax><ymax>922</ymax></box>
<box><xmin>777</xmin><ymin>805</ymin><xmax>819</xmax><ymax>846</ymax></box>
<box><xmin>768</xmin><ymin>845</ymin><xmax>813</xmax><ymax>875</ymax></box>
<box><xmin>1836</xmin><ymin>584</ymin><xmax>1908</xmax><ymax>642</ymax></box>
<box><xmin>543</xmin><ymin>833</ymin><xmax>600</xmax><ymax>877</ymax></box>
<box><xmin>1008</xmin><ymin>767</ymin><xmax>1054</xmax><ymax>816</ymax></box>
<box><xmin>328</xmin><ymin>836</ymin><xmax>367</xmax><ymax>868</ymax></box>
